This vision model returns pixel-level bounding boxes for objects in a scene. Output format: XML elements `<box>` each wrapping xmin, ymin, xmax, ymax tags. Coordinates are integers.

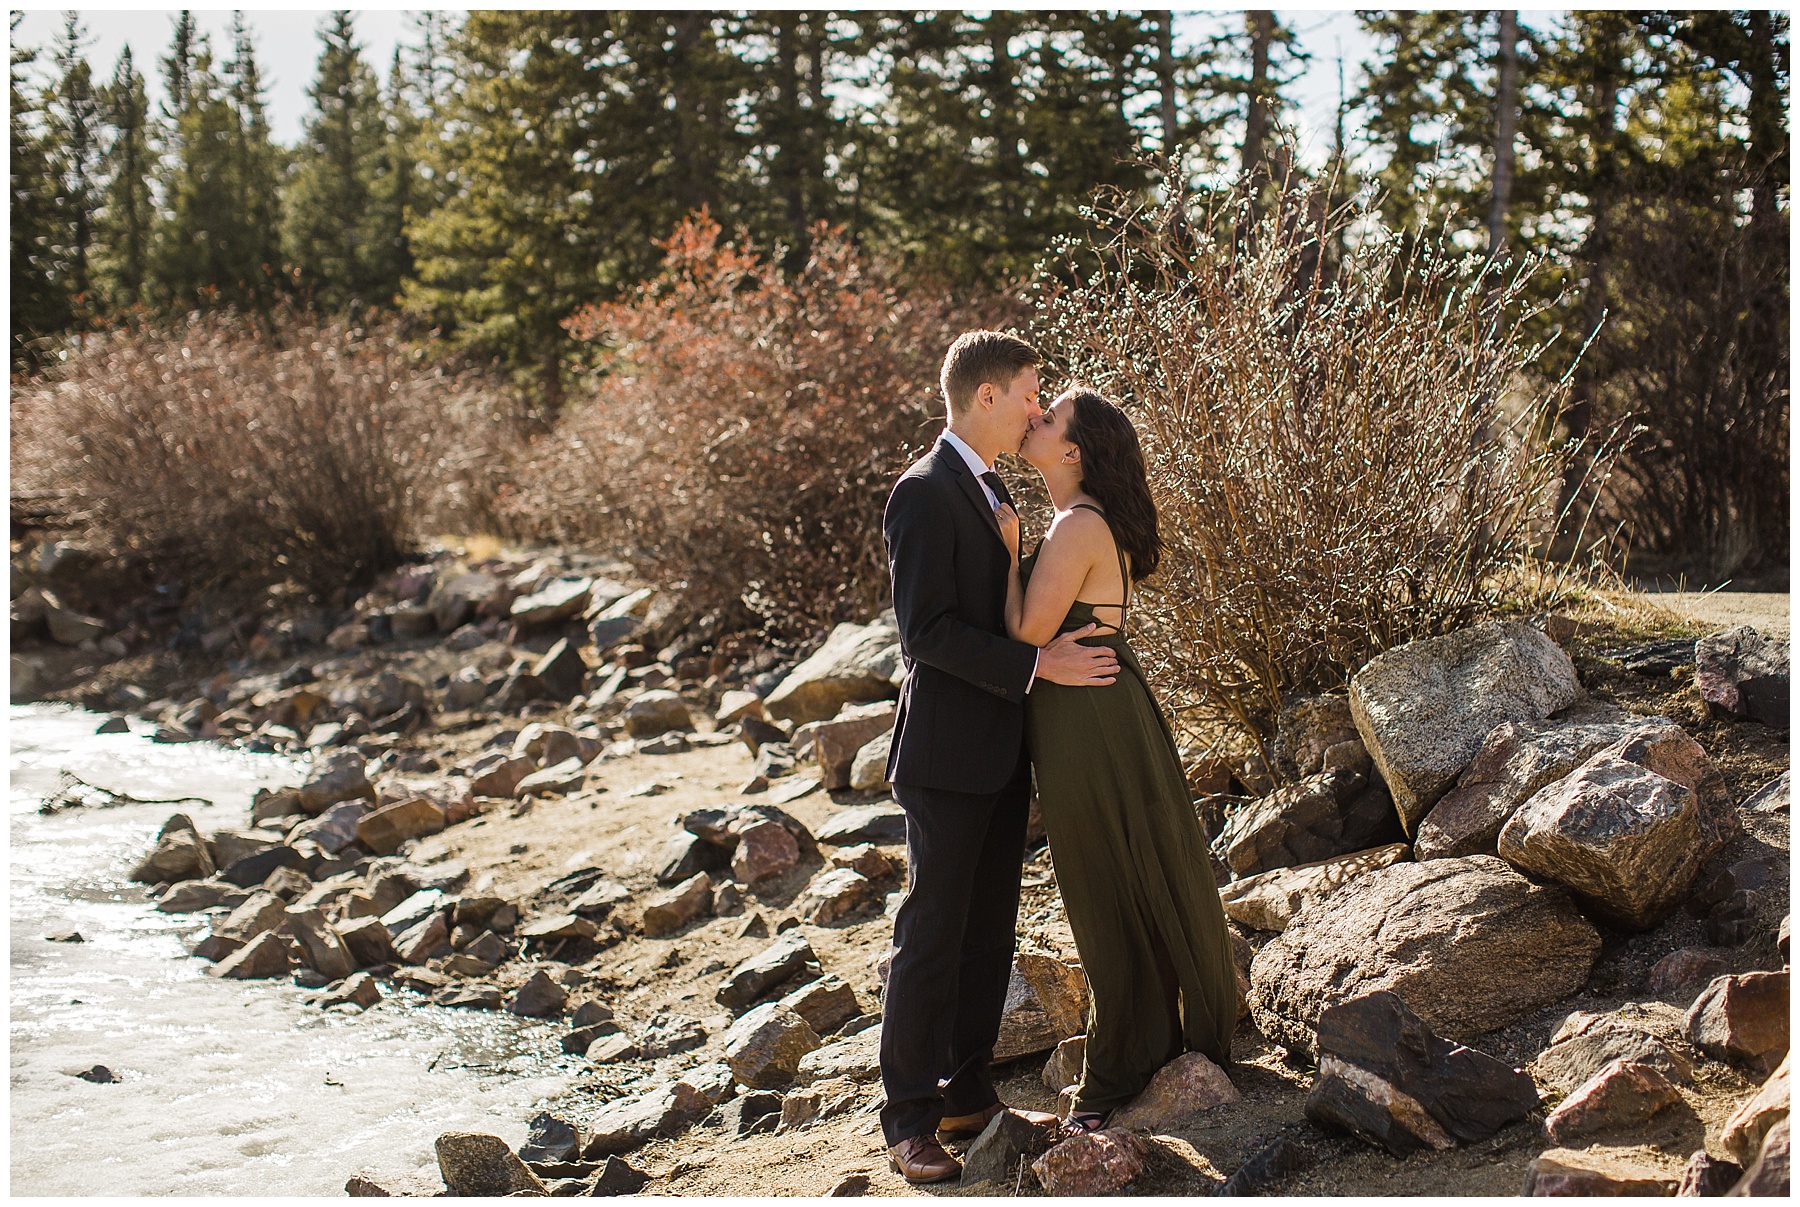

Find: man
<box><xmin>879</xmin><ymin>330</ymin><xmax>1121</xmax><ymax>1184</ymax></box>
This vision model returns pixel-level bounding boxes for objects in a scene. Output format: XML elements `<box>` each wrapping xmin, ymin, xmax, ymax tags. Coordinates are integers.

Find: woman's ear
<box><xmin>1062</xmin><ymin>446</ymin><xmax>1080</xmax><ymax>464</ymax></box>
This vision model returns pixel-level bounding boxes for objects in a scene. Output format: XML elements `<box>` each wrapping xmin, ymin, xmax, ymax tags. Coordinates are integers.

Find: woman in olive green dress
<box><xmin>994</xmin><ymin>386</ymin><xmax>1239</xmax><ymax>1136</ymax></box>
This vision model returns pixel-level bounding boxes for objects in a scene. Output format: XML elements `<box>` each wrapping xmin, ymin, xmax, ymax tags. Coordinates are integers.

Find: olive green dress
<box><xmin>1022</xmin><ymin>504</ymin><xmax>1238</xmax><ymax>1115</ymax></box>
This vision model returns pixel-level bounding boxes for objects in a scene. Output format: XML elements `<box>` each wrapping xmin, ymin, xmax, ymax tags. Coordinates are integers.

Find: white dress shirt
<box><xmin>941</xmin><ymin>428</ymin><xmax>1040</xmax><ymax>690</ymax></box>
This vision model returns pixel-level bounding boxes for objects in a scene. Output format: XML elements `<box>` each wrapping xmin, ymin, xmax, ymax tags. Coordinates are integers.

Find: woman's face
<box><xmin>1021</xmin><ymin>396</ymin><xmax>1078</xmax><ymax>471</ymax></box>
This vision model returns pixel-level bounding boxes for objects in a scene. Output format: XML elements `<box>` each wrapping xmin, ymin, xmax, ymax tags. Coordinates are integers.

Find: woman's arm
<box><xmin>1006</xmin><ymin>508</ymin><xmax>1106</xmax><ymax>648</ymax></box>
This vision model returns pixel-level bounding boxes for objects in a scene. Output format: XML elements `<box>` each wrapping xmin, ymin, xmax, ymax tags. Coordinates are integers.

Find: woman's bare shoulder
<box><xmin>1043</xmin><ymin>505</ymin><xmax>1111</xmax><ymax>553</ymax></box>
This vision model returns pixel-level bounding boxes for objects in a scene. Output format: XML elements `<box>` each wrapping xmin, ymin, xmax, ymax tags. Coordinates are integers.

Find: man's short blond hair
<box><xmin>940</xmin><ymin>330</ymin><xmax>1041</xmax><ymax>416</ymax></box>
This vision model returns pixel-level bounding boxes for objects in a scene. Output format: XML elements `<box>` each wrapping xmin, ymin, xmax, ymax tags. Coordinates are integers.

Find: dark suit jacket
<box><xmin>883</xmin><ymin>435</ymin><xmax>1040</xmax><ymax>795</ymax></box>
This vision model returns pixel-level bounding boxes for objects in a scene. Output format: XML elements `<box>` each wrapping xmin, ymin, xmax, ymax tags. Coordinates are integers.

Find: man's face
<box><xmin>985</xmin><ymin>365</ymin><xmax>1042</xmax><ymax>448</ymax></box>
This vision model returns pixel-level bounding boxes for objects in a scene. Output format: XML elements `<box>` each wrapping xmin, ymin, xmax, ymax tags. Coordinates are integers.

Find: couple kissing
<box><xmin>878</xmin><ymin>330</ymin><xmax>1238</xmax><ymax>1184</ymax></box>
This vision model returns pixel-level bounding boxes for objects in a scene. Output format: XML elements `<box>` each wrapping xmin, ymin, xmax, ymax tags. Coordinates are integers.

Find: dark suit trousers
<box><xmin>879</xmin><ymin>756</ymin><xmax>1031</xmax><ymax>1147</ymax></box>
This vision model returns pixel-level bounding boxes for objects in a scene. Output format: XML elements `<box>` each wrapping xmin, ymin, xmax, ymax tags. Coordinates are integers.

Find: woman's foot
<box><xmin>1057</xmin><ymin>1110</ymin><xmax>1107</xmax><ymax>1140</ymax></box>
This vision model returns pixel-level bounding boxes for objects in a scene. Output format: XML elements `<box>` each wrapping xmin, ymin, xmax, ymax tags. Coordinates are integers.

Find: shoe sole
<box><xmin>890</xmin><ymin>1157</ymin><xmax>961</xmax><ymax>1186</ymax></box>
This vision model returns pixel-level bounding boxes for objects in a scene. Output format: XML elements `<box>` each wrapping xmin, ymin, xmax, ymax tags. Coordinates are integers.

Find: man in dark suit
<box><xmin>879</xmin><ymin>330</ymin><xmax>1121</xmax><ymax>1184</ymax></box>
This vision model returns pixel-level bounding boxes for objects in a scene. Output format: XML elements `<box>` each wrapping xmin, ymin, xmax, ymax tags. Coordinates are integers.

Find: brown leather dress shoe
<box><xmin>888</xmin><ymin>1134</ymin><xmax>962</xmax><ymax>1185</ymax></box>
<box><xmin>936</xmin><ymin>1103</ymin><xmax>1060</xmax><ymax>1146</ymax></box>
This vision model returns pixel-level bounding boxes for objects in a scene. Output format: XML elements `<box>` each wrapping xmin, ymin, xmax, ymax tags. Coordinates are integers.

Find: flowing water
<box><xmin>9</xmin><ymin>703</ymin><xmax>573</xmax><ymax>1195</ymax></box>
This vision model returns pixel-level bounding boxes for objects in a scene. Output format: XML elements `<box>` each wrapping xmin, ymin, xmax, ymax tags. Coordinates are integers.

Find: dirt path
<box><xmin>1623</xmin><ymin>588</ymin><xmax>1790</xmax><ymax>640</ymax></box>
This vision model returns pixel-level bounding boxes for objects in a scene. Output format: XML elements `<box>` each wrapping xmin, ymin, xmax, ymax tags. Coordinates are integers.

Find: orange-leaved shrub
<box><xmin>9</xmin><ymin>308</ymin><xmax>510</xmax><ymax>597</ymax></box>
<box><xmin>531</xmin><ymin>213</ymin><xmax>1016</xmax><ymax>638</ymax></box>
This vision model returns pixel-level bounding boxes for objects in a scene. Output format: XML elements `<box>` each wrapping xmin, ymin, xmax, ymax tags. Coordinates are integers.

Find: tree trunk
<box><xmin>988</xmin><ymin>13</ymin><xmax>1020</xmax><ymax>215</ymax></box>
<box><xmin>1242</xmin><ymin>10</ymin><xmax>1274</xmax><ymax>184</ymax></box>
<box><xmin>1487</xmin><ymin>11</ymin><xmax>1519</xmax><ymax>258</ymax></box>
<box><xmin>775</xmin><ymin>18</ymin><xmax>807</xmax><ymax>268</ymax></box>
<box><xmin>1155</xmin><ymin>10</ymin><xmax>1178</xmax><ymax>155</ymax></box>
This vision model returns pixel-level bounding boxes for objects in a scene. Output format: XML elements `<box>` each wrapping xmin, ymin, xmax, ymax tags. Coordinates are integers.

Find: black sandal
<box><xmin>1057</xmin><ymin>1111</ymin><xmax>1107</xmax><ymax>1140</ymax></box>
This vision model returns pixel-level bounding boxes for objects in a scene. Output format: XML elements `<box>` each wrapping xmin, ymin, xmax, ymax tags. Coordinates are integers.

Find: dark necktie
<box><xmin>979</xmin><ymin>470</ymin><xmax>1013</xmax><ymax>511</ymax></box>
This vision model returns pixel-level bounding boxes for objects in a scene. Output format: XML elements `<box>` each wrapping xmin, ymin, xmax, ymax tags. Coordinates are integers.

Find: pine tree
<box><xmin>364</xmin><ymin>47</ymin><xmax>419</xmax><ymax>304</ymax></box>
<box><xmin>222</xmin><ymin>12</ymin><xmax>284</xmax><ymax>307</ymax></box>
<box><xmin>95</xmin><ymin>46</ymin><xmax>154</xmax><ymax>310</ymax></box>
<box><xmin>11</xmin><ymin>14</ymin><xmax>72</xmax><ymax>365</ymax></box>
<box><xmin>284</xmin><ymin>11</ymin><xmax>385</xmax><ymax>310</ymax></box>
<box><xmin>403</xmin><ymin>11</ymin><xmax>751</xmax><ymax>410</ymax></box>
<box><xmin>48</xmin><ymin>13</ymin><xmax>102</xmax><ymax>328</ymax></box>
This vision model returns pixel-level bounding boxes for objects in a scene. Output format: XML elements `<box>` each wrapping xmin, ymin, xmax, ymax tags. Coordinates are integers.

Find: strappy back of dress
<box><xmin>1069</xmin><ymin>502</ymin><xmax>1131</xmax><ymax>635</ymax></box>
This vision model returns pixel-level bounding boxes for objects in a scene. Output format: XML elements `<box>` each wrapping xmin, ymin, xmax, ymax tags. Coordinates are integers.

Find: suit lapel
<box><xmin>940</xmin><ymin>439</ymin><xmax>1005</xmax><ymax>545</ymax></box>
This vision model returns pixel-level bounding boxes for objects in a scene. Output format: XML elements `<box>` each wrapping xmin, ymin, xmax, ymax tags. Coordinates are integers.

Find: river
<box><xmin>9</xmin><ymin>703</ymin><xmax>573</xmax><ymax>1196</ymax></box>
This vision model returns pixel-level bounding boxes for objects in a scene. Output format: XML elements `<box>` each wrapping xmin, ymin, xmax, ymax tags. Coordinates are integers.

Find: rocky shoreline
<box><xmin>12</xmin><ymin>541</ymin><xmax>1791</xmax><ymax>1197</ymax></box>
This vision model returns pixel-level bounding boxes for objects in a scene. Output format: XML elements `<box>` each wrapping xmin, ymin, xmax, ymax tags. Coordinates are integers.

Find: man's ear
<box><xmin>974</xmin><ymin>381</ymin><xmax>994</xmax><ymax>410</ymax></box>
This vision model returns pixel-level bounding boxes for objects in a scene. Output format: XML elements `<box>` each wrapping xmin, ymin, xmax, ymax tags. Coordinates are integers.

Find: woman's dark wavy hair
<box><xmin>1061</xmin><ymin>386</ymin><xmax>1161</xmax><ymax>581</ymax></box>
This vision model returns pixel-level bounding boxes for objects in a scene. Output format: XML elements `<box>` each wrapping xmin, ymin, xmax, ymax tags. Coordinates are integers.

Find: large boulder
<box><xmin>1496</xmin><ymin>728</ymin><xmax>1739</xmax><ymax>929</ymax></box>
<box><xmin>1305</xmin><ymin>990</ymin><xmax>1539</xmax><ymax>1156</ymax></box>
<box><xmin>1212</xmin><ymin>769</ymin><xmax>1403</xmax><ymax>878</ymax></box>
<box><xmin>1415</xmin><ymin>712</ymin><xmax>1690</xmax><ymax>861</ymax></box>
<box><xmin>994</xmin><ymin>952</ymin><xmax>1089</xmax><ymax>1061</ymax></box>
<box><xmin>582</xmin><ymin>1083</ymin><xmax>709</xmax><ymax>1158</ymax></box>
<box><xmin>1730</xmin><ymin>1116</ymin><xmax>1791</xmax><ymax>1196</ymax></box>
<box><xmin>1543</xmin><ymin>1059</ymin><xmax>1681</xmax><ymax>1145</ymax></box>
<box><xmin>1519</xmin><ymin>1149</ymin><xmax>1680</xmax><ymax>1196</ymax></box>
<box><xmin>1348</xmin><ymin>621</ymin><xmax>1580</xmax><ymax>833</ymax></box>
<box><xmin>1109</xmin><ymin>1053</ymin><xmax>1241</xmax><ymax>1131</ymax></box>
<box><xmin>792</xmin><ymin>701</ymin><xmax>896</xmax><ymax>791</ymax></box>
<box><xmin>763</xmin><ymin>619</ymin><xmax>901</xmax><ymax>725</ymax></box>
<box><xmin>848</xmin><ymin>732</ymin><xmax>893</xmax><ymax>792</ymax></box>
<box><xmin>1248</xmin><ymin>856</ymin><xmax>1600</xmax><ymax>1057</ymax></box>
<box><xmin>1219</xmin><ymin>844</ymin><xmax>1410</xmax><ymax>933</ymax></box>
<box><xmin>280</xmin><ymin>907</ymin><xmax>356</xmax><ymax>980</ymax></box>
<box><xmin>1696</xmin><ymin>625</ymin><xmax>1789</xmax><ymax>727</ymax></box>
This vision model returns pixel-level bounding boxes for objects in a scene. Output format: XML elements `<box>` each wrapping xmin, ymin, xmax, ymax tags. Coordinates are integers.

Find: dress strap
<box><xmin>1069</xmin><ymin>503</ymin><xmax>1130</xmax><ymax>629</ymax></box>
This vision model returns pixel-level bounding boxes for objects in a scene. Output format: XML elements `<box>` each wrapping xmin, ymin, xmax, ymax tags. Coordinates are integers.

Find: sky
<box><xmin>9</xmin><ymin>7</ymin><xmax>1440</xmax><ymax>167</ymax></box>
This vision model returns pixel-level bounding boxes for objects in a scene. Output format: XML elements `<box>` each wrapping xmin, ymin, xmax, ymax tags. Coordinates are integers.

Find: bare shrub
<box><xmin>10</xmin><ymin>308</ymin><xmax>510</xmax><ymax>597</ymax></box>
<box><xmin>538</xmin><ymin>213</ymin><xmax>1016</xmax><ymax>638</ymax></box>
<box><xmin>1033</xmin><ymin>182</ymin><xmax>1581</xmax><ymax>755</ymax></box>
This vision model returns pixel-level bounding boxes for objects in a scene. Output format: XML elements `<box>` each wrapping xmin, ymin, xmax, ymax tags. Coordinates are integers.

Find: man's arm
<box><xmin>885</xmin><ymin>475</ymin><xmax>1039</xmax><ymax>702</ymax></box>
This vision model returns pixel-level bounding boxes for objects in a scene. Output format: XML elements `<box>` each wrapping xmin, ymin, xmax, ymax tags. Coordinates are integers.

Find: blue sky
<box><xmin>9</xmin><ymin>8</ymin><xmax>1471</xmax><ymax>169</ymax></box>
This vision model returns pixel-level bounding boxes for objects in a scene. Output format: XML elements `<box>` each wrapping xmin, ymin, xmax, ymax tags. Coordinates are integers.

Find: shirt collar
<box><xmin>941</xmin><ymin>428</ymin><xmax>992</xmax><ymax>478</ymax></box>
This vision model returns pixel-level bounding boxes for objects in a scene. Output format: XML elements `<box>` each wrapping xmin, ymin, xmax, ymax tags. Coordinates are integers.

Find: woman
<box><xmin>995</xmin><ymin>386</ymin><xmax>1238</xmax><ymax>1136</ymax></box>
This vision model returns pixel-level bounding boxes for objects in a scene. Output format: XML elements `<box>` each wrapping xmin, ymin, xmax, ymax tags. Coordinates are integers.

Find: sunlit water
<box><xmin>10</xmin><ymin>703</ymin><xmax>573</xmax><ymax>1195</ymax></box>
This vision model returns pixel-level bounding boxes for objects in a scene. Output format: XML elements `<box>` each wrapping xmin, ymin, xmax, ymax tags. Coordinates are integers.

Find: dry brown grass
<box><xmin>9</xmin><ymin>308</ymin><xmax>511</xmax><ymax>598</ymax></box>
<box><xmin>1034</xmin><ymin>180</ymin><xmax>1602</xmax><ymax>751</ymax></box>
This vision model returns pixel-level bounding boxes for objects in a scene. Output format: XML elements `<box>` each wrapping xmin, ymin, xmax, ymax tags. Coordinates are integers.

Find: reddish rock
<box><xmin>715</xmin><ymin>689</ymin><xmax>765</xmax><ymax>725</ymax></box>
<box><xmin>337</xmin><ymin>917</ymin><xmax>399</xmax><ymax>968</ymax></box>
<box><xmin>1729</xmin><ymin>1116</ymin><xmax>1790</xmax><ymax>1196</ymax></box>
<box><xmin>763</xmin><ymin>619</ymin><xmax>901</xmax><ymax>725</ymax></box>
<box><xmin>1544</xmin><ymin>1059</ymin><xmax>1681</xmax><ymax>1144</ymax></box>
<box><xmin>509</xmin><ymin>970</ymin><xmax>569</xmax><ymax>1018</ymax></box>
<box><xmin>828</xmin><ymin>843</ymin><xmax>894</xmax><ymax>880</ymax></box>
<box><xmin>1110</xmin><ymin>1052</ymin><xmax>1241</xmax><ymax>1130</ymax></box>
<box><xmin>730</xmin><ymin>820</ymin><xmax>799</xmax><ymax>885</ymax></box>
<box><xmin>210</xmin><ymin>931</ymin><xmax>291</xmax><ymax>979</ymax></box>
<box><xmin>792</xmin><ymin>701</ymin><xmax>896</xmax><ymax>791</ymax></box>
<box><xmin>1520</xmin><ymin>1149</ymin><xmax>1680</xmax><ymax>1196</ymax></box>
<box><xmin>354</xmin><ymin>797</ymin><xmax>447</xmax><ymax>856</ymax></box>
<box><xmin>1650</xmin><ymin>949</ymin><xmax>1731</xmax><ymax>999</ymax></box>
<box><xmin>1534</xmin><ymin>1009</ymin><xmax>1693</xmax><ymax>1092</ymax></box>
<box><xmin>1686</xmin><ymin>971</ymin><xmax>1789</xmax><ymax>1073</ymax></box>
<box><xmin>394</xmin><ymin>911</ymin><xmax>450</xmax><ymax>965</ymax></box>
<box><xmin>1676</xmin><ymin>1151</ymin><xmax>1744</xmax><ymax>1197</ymax></box>
<box><xmin>995</xmin><ymin>952</ymin><xmax>1090</xmax><ymax>1061</ymax></box>
<box><xmin>129</xmin><ymin>816</ymin><xmax>215</xmax><ymax>884</ymax></box>
<box><xmin>642</xmin><ymin>873</ymin><xmax>713</xmax><ymax>937</ymax></box>
<box><xmin>1031</xmin><ymin>1129</ymin><xmax>1150</xmax><ymax>1196</ymax></box>
<box><xmin>317</xmin><ymin>971</ymin><xmax>383</xmax><ymax>1009</ymax></box>
<box><xmin>716</xmin><ymin>929</ymin><xmax>815</xmax><ymax>1011</ymax></box>
<box><xmin>794</xmin><ymin>867</ymin><xmax>873</xmax><ymax>924</ymax></box>
<box><xmin>778</xmin><ymin>975</ymin><xmax>860</xmax><ymax>1035</ymax></box>
<box><xmin>299</xmin><ymin>751</ymin><xmax>373</xmax><ymax>815</ymax></box>
<box><xmin>623</xmin><ymin>690</ymin><xmax>692</xmax><ymax>738</ymax></box>
<box><xmin>1722</xmin><ymin>1053</ymin><xmax>1790</xmax><ymax>1165</ymax></box>
<box><xmin>722</xmin><ymin>1002</ymin><xmax>821</xmax><ymax>1088</ymax></box>
<box><xmin>280</xmin><ymin>907</ymin><xmax>356</xmax><ymax>980</ymax></box>
<box><xmin>470</xmin><ymin>755</ymin><xmax>535</xmax><ymax>799</ymax></box>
